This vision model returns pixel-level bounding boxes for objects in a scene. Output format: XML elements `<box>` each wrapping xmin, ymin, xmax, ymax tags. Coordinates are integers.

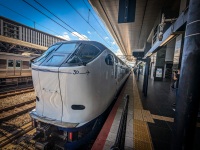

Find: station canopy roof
<box><xmin>89</xmin><ymin>0</ymin><xmax>180</xmax><ymax>61</ymax></box>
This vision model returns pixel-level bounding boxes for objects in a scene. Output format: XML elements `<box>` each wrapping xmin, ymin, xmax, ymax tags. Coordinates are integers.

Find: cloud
<box><xmin>56</xmin><ymin>32</ymin><xmax>70</xmax><ymax>40</ymax></box>
<box><xmin>104</xmin><ymin>37</ymin><xmax>109</xmax><ymax>40</ymax></box>
<box><xmin>111</xmin><ymin>41</ymin><xmax>116</xmax><ymax>45</ymax></box>
<box><xmin>71</xmin><ymin>32</ymin><xmax>89</xmax><ymax>40</ymax></box>
<box><xmin>87</xmin><ymin>31</ymin><xmax>91</xmax><ymax>34</ymax></box>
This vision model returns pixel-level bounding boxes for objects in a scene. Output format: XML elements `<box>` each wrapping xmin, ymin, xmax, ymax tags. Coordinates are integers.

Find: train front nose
<box><xmin>32</xmin><ymin>65</ymin><xmax>63</xmax><ymax>121</ymax></box>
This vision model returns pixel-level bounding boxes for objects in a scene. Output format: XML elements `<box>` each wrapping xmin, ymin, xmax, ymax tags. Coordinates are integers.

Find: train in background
<box><xmin>30</xmin><ymin>41</ymin><xmax>130</xmax><ymax>149</ymax></box>
<box><xmin>0</xmin><ymin>52</ymin><xmax>36</xmax><ymax>86</ymax></box>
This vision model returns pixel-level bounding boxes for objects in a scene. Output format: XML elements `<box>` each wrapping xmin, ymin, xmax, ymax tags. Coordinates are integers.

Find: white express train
<box><xmin>30</xmin><ymin>41</ymin><xmax>130</xmax><ymax>148</ymax></box>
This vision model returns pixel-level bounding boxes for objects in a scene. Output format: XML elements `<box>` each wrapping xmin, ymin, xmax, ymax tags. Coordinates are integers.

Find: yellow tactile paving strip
<box><xmin>132</xmin><ymin>74</ymin><xmax>154</xmax><ymax>150</ymax></box>
<box><xmin>152</xmin><ymin>114</ymin><xmax>174</xmax><ymax>122</ymax></box>
<box><xmin>132</xmin><ymin>74</ymin><xmax>177</xmax><ymax>150</ymax></box>
<box><xmin>141</xmin><ymin>110</ymin><xmax>155</xmax><ymax>123</ymax></box>
<box><xmin>131</xmin><ymin>74</ymin><xmax>200</xmax><ymax>149</ymax></box>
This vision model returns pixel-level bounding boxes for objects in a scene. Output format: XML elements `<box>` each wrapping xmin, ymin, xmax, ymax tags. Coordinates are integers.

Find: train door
<box><xmin>15</xmin><ymin>60</ymin><xmax>21</xmax><ymax>76</ymax></box>
<box><xmin>37</xmin><ymin>55</ymin><xmax>65</xmax><ymax>121</ymax></box>
<box><xmin>7</xmin><ymin>59</ymin><xmax>14</xmax><ymax>76</ymax></box>
<box><xmin>0</xmin><ymin>59</ymin><xmax>7</xmax><ymax>77</ymax></box>
<box><xmin>21</xmin><ymin>61</ymin><xmax>31</xmax><ymax>76</ymax></box>
<box><xmin>105</xmin><ymin>54</ymin><xmax>115</xmax><ymax>78</ymax></box>
<box><xmin>114</xmin><ymin>57</ymin><xmax>118</xmax><ymax>80</ymax></box>
<box><xmin>105</xmin><ymin>53</ymin><xmax>116</xmax><ymax>97</ymax></box>
<box><xmin>114</xmin><ymin>57</ymin><xmax>119</xmax><ymax>93</ymax></box>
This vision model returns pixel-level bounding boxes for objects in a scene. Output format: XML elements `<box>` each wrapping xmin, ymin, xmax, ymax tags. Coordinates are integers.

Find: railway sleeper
<box><xmin>0</xmin><ymin>124</ymin><xmax>33</xmax><ymax>147</ymax></box>
<box><xmin>0</xmin><ymin>105</ymin><xmax>35</xmax><ymax>122</ymax></box>
<box><xmin>0</xmin><ymin>89</ymin><xmax>34</xmax><ymax>99</ymax></box>
<box><xmin>0</xmin><ymin>99</ymin><xmax>35</xmax><ymax>113</ymax></box>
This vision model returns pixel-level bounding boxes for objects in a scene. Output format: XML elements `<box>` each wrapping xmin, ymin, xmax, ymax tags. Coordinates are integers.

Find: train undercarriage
<box><xmin>31</xmin><ymin>111</ymin><xmax>108</xmax><ymax>150</ymax></box>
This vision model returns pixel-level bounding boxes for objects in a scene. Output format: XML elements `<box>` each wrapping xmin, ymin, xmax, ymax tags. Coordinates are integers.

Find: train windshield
<box><xmin>55</xmin><ymin>43</ymin><xmax>78</xmax><ymax>53</ymax></box>
<box><xmin>33</xmin><ymin>44</ymin><xmax>59</xmax><ymax>65</ymax></box>
<box><xmin>67</xmin><ymin>44</ymin><xmax>101</xmax><ymax>65</ymax></box>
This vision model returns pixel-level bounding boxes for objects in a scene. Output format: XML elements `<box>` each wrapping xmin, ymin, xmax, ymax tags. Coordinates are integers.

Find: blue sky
<box><xmin>0</xmin><ymin>0</ymin><xmax>122</xmax><ymax>54</ymax></box>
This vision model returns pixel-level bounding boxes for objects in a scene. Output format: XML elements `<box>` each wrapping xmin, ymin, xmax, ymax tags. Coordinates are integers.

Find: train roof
<box><xmin>52</xmin><ymin>40</ymin><xmax>128</xmax><ymax>65</ymax></box>
<box><xmin>53</xmin><ymin>40</ymin><xmax>108</xmax><ymax>51</ymax></box>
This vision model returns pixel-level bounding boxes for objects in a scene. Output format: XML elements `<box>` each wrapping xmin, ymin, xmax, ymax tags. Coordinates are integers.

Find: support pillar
<box><xmin>143</xmin><ymin>57</ymin><xmax>150</xmax><ymax>97</ymax></box>
<box><xmin>172</xmin><ymin>0</ymin><xmax>200</xmax><ymax>149</ymax></box>
<box><xmin>154</xmin><ymin>47</ymin><xmax>166</xmax><ymax>81</ymax></box>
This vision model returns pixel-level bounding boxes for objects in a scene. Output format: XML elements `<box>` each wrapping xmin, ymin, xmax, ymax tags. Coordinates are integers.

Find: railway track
<box><xmin>0</xmin><ymin>111</ymin><xmax>34</xmax><ymax>144</ymax></box>
<box><xmin>0</xmin><ymin>102</ymin><xmax>35</xmax><ymax>122</ymax></box>
<box><xmin>0</xmin><ymin>90</ymin><xmax>36</xmax><ymax>149</ymax></box>
<box><xmin>0</xmin><ymin>87</ymin><xmax>34</xmax><ymax>99</ymax></box>
<box><xmin>0</xmin><ymin>122</ymin><xmax>35</xmax><ymax>149</ymax></box>
<box><xmin>0</xmin><ymin>92</ymin><xmax>36</xmax><ymax>113</ymax></box>
<box><xmin>6</xmin><ymin>128</ymin><xmax>36</xmax><ymax>150</ymax></box>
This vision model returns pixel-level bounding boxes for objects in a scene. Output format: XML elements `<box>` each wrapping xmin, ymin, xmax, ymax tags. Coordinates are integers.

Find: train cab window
<box><xmin>44</xmin><ymin>55</ymin><xmax>65</xmax><ymax>67</ymax></box>
<box><xmin>8</xmin><ymin>60</ymin><xmax>14</xmax><ymax>68</ymax></box>
<box><xmin>15</xmin><ymin>60</ymin><xmax>21</xmax><ymax>68</ymax></box>
<box><xmin>33</xmin><ymin>44</ymin><xmax>59</xmax><ymax>65</ymax></box>
<box><xmin>67</xmin><ymin>44</ymin><xmax>100</xmax><ymax>65</ymax></box>
<box><xmin>105</xmin><ymin>54</ymin><xmax>114</xmax><ymax>66</ymax></box>
<box><xmin>56</xmin><ymin>43</ymin><xmax>78</xmax><ymax>53</ymax></box>
<box><xmin>68</xmin><ymin>55</ymin><xmax>81</xmax><ymax>64</ymax></box>
<box><xmin>77</xmin><ymin>44</ymin><xmax>100</xmax><ymax>62</ymax></box>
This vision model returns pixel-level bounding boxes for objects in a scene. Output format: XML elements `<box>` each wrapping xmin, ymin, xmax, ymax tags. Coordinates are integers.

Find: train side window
<box><xmin>77</xmin><ymin>44</ymin><xmax>100</xmax><ymax>62</ymax></box>
<box><xmin>56</xmin><ymin>43</ymin><xmax>78</xmax><ymax>53</ymax></box>
<box><xmin>16</xmin><ymin>60</ymin><xmax>21</xmax><ymax>68</ymax></box>
<box><xmin>8</xmin><ymin>60</ymin><xmax>14</xmax><ymax>68</ymax></box>
<box><xmin>44</xmin><ymin>55</ymin><xmax>65</xmax><ymax>67</ymax></box>
<box><xmin>0</xmin><ymin>59</ymin><xmax>7</xmax><ymax>69</ymax></box>
<box><xmin>105</xmin><ymin>54</ymin><xmax>114</xmax><ymax>66</ymax></box>
<box><xmin>22</xmin><ymin>61</ymin><xmax>30</xmax><ymax>69</ymax></box>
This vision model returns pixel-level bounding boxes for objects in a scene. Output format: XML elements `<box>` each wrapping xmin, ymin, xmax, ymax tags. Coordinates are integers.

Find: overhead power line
<box><xmin>33</xmin><ymin>0</ymin><xmax>89</xmax><ymax>40</ymax></box>
<box><xmin>82</xmin><ymin>0</ymin><xmax>110</xmax><ymax>38</ymax></box>
<box><xmin>65</xmin><ymin>0</ymin><xmax>112</xmax><ymax>48</ymax></box>
<box><xmin>22</xmin><ymin>0</ymin><xmax>86</xmax><ymax>40</ymax></box>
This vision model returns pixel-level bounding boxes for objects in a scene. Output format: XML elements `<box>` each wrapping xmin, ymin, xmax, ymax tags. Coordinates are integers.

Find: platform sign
<box><xmin>156</xmin><ymin>68</ymin><xmax>162</xmax><ymax>77</ymax></box>
<box><xmin>118</xmin><ymin>0</ymin><xmax>136</xmax><ymax>23</ymax></box>
<box><xmin>173</xmin><ymin>34</ymin><xmax>182</xmax><ymax>69</ymax></box>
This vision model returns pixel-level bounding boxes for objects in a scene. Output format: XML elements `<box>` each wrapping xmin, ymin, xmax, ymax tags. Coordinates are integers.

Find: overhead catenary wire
<box><xmin>2</xmin><ymin>0</ymin><xmax>116</xmax><ymax>51</ymax></box>
<box><xmin>0</xmin><ymin>3</ymin><xmax>61</xmax><ymax>36</ymax></box>
<box><xmin>22</xmin><ymin>0</ymin><xmax>86</xmax><ymax>40</ymax></box>
<box><xmin>33</xmin><ymin>0</ymin><xmax>89</xmax><ymax>40</ymax></box>
<box><xmin>82</xmin><ymin>0</ymin><xmax>111</xmax><ymax>39</ymax></box>
<box><xmin>65</xmin><ymin>0</ymin><xmax>113</xmax><ymax>49</ymax></box>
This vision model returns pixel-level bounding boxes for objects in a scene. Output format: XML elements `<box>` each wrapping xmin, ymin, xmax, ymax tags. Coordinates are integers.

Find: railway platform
<box><xmin>92</xmin><ymin>73</ymin><xmax>200</xmax><ymax>150</ymax></box>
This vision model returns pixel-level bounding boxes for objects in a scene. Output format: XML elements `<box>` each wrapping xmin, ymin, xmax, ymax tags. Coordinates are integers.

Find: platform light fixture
<box><xmin>160</xmin><ymin>34</ymin><xmax>175</xmax><ymax>46</ymax></box>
